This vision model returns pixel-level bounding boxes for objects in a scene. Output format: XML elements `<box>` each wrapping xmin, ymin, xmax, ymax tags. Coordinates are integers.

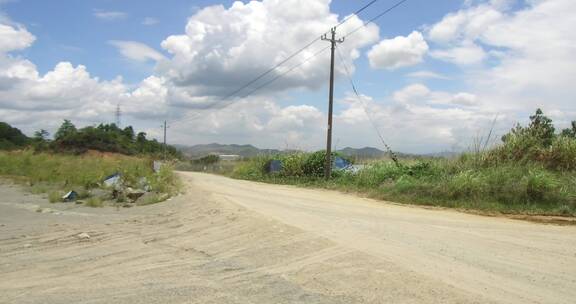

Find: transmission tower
<box><xmin>115</xmin><ymin>104</ymin><xmax>122</xmax><ymax>127</ymax></box>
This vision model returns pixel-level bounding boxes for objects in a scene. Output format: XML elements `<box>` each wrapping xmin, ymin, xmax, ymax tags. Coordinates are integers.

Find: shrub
<box><xmin>281</xmin><ymin>153</ymin><xmax>307</xmax><ymax>177</ymax></box>
<box><xmin>85</xmin><ymin>197</ymin><xmax>104</xmax><ymax>208</ymax></box>
<box><xmin>48</xmin><ymin>191</ymin><xmax>63</xmax><ymax>203</ymax></box>
<box><xmin>302</xmin><ymin>151</ymin><xmax>328</xmax><ymax>177</ymax></box>
<box><xmin>524</xmin><ymin>169</ymin><xmax>559</xmax><ymax>202</ymax></box>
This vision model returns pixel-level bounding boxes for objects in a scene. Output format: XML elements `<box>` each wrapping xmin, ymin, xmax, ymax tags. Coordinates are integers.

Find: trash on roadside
<box><xmin>137</xmin><ymin>177</ymin><xmax>151</xmax><ymax>192</ymax></box>
<box><xmin>153</xmin><ymin>161</ymin><xmax>163</xmax><ymax>173</ymax></box>
<box><xmin>333</xmin><ymin>156</ymin><xmax>351</xmax><ymax>170</ymax></box>
<box><xmin>266</xmin><ymin>159</ymin><xmax>283</xmax><ymax>173</ymax></box>
<box><xmin>343</xmin><ymin>164</ymin><xmax>366</xmax><ymax>174</ymax></box>
<box><xmin>62</xmin><ymin>190</ymin><xmax>78</xmax><ymax>202</ymax></box>
<box><xmin>103</xmin><ymin>173</ymin><xmax>122</xmax><ymax>187</ymax></box>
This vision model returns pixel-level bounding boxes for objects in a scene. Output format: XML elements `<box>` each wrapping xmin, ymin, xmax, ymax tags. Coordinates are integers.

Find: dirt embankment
<box><xmin>1</xmin><ymin>173</ymin><xmax>575</xmax><ymax>303</ymax></box>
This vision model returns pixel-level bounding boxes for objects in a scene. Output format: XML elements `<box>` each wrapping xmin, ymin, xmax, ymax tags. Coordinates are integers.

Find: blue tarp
<box><xmin>266</xmin><ymin>160</ymin><xmax>283</xmax><ymax>173</ymax></box>
<box><xmin>333</xmin><ymin>156</ymin><xmax>351</xmax><ymax>170</ymax></box>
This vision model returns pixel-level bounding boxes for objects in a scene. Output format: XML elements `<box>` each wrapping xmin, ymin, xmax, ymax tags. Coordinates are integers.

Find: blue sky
<box><xmin>5</xmin><ymin>1</ymin><xmax>459</xmax><ymax>84</ymax></box>
<box><xmin>1</xmin><ymin>0</ymin><xmax>575</xmax><ymax>153</ymax></box>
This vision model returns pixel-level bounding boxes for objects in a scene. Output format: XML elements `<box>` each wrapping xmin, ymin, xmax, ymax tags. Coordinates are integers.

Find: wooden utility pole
<box><xmin>322</xmin><ymin>27</ymin><xmax>344</xmax><ymax>179</ymax></box>
<box><xmin>162</xmin><ymin>120</ymin><xmax>167</xmax><ymax>160</ymax></box>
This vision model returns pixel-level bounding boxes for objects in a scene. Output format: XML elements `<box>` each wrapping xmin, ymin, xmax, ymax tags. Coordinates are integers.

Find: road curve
<box><xmin>1</xmin><ymin>173</ymin><xmax>575</xmax><ymax>303</ymax></box>
<box><xmin>184</xmin><ymin>172</ymin><xmax>576</xmax><ymax>304</ymax></box>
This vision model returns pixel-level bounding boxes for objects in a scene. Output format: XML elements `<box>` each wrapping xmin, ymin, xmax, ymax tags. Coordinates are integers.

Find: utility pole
<box><xmin>162</xmin><ymin>120</ymin><xmax>167</xmax><ymax>160</ymax></box>
<box><xmin>321</xmin><ymin>27</ymin><xmax>344</xmax><ymax>179</ymax></box>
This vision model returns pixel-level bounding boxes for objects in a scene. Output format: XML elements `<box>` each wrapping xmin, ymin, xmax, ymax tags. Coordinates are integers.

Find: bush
<box><xmin>301</xmin><ymin>151</ymin><xmax>328</xmax><ymax>177</ymax></box>
<box><xmin>85</xmin><ymin>197</ymin><xmax>104</xmax><ymax>208</ymax></box>
<box><xmin>48</xmin><ymin>191</ymin><xmax>63</xmax><ymax>203</ymax></box>
<box><xmin>524</xmin><ymin>169</ymin><xmax>559</xmax><ymax>202</ymax></box>
<box><xmin>281</xmin><ymin>153</ymin><xmax>307</xmax><ymax>177</ymax></box>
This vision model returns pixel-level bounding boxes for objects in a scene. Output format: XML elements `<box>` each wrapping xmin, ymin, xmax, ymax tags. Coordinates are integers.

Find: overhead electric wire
<box><xmin>335</xmin><ymin>0</ymin><xmax>380</xmax><ymax>28</ymax></box>
<box><xmin>240</xmin><ymin>45</ymin><xmax>331</xmax><ymax>99</ymax></box>
<box><xmin>343</xmin><ymin>0</ymin><xmax>410</xmax><ymax>39</ymax></box>
<box><xmin>213</xmin><ymin>0</ymin><xmax>383</xmax><ymax>104</ymax></box>
<box><xmin>170</xmin><ymin>45</ymin><xmax>332</xmax><ymax>127</ymax></box>
<box><xmin>170</xmin><ymin>0</ymin><xmax>408</xmax><ymax>127</ymax></box>
<box><xmin>183</xmin><ymin>0</ymin><xmax>384</xmax><ymax>112</ymax></box>
<box><xmin>335</xmin><ymin>45</ymin><xmax>400</xmax><ymax>165</ymax></box>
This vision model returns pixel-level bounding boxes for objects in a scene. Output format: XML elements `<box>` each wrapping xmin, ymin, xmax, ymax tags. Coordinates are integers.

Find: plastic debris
<box><xmin>153</xmin><ymin>161</ymin><xmax>163</xmax><ymax>173</ymax></box>
<box><xmin>333</xmin><ymin>156</ymin><xmax>351</xmax><ymax>170</ymax></box>
<box><xmin>62</xmin><ymin>190</ymin><xmax>78</xmax><ymax>202</ymax></box>
<box><xmin>103</xmin><ymin>173</ymin><xmax>121</xmax><ymax>187</ymax></box>
<box><xmin>266</xmin><ymin>160</ymin><xmax>283</xmax><ymax>173</ymax></box>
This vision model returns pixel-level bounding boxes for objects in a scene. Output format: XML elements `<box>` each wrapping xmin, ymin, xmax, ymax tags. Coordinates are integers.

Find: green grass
<box><xmin>230</xmin><ymin>154</ymin><xmax>576</xmax><ymax>217</ymax></box>
<box><xmin>48</xmin><ymin>190</ymin><xmax>63</xmax><ymax>203</ymax></box>
<box><xmin>0</xmin><ymin>150</ymin><xmax>181</xmax><ymax>204</ymax></box>
<box><xmin>85</xmin><ymin>196</ymin><xmax>104</xmax><ymax>208</ymax></box>
<box><xmin>136</xmin><ymin>193</ymin><xmax>169</xmax><ymax>206</ymax></box>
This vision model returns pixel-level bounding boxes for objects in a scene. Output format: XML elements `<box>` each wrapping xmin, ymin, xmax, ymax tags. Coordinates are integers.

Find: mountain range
<box><xmin>176</xmin><ymin>143</ymin><xmax>460</xmax><ymax>159</ymax></box>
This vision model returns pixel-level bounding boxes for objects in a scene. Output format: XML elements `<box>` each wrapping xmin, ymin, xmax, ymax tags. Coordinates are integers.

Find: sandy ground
<box><xmin>1</xmin><ymin>172</ymin><xmax>575</xmax><ymax>303</ymax></box>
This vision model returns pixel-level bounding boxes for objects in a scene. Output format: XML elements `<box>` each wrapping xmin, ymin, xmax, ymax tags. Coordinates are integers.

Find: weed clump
<box><xmin>85</xmin><ymin>197</ymin><xmax>104</xmax><ymax>208</ymax></box>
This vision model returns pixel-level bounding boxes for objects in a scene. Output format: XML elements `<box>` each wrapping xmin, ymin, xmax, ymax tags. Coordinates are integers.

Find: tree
<box><xmin>136</xmin><ymin>132</ymin><xmax>147</xmax><ymax>144</ymax></box>
<box><xmin>32</xmin><ymin>129</ymin><xmax>50</xmax><ymax>151</ymax></box>
<box><xmin>54</xmin><ymin>120</ymin><xmax>77</xmax><ymax>140</ymax></box>
<box><xmin>528</xmin><ymin>108</ymin><xmax>555</xmax><ymax>146</ymax></box>
<box><xmin>33</xmin><ymin>129</ymin><xmax>49</xmax><ymax>141</ymax></box>
<box><xmin>561</xmin><ymin>121</ymin><xmax>576</xmax><ymax>138</ymax></box>
<box><xmin>503</xmin><ymin>109</ymin><xmax>556</xmax><ymax>147</ymax></box>
<box><xmin>123</xmin><ymin>126</ymin><xmax>135</xmax><ymax>141</ymax></box>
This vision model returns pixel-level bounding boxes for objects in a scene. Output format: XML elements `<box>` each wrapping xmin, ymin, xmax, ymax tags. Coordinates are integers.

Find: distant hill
<box><xmin>177</xmin><ymin>143</ymin><xmax>461</xmax><ymax>159</ymax></box>
<box><xmin>178</xmin><ymin>143</ymin><xmax>283</xmax><ymax>158</ymax></box>
<box><xmin>337</xmin><ymin>147</ymin><xmax>386</xmax><ymax>158</ymax></box>
<box><xmin>421</xmin><ymin>151</ymin><xmax>461</xmax><ymax>158</ymax></box>
<box><xmin>0</xmin><ymin>122</ymin><xmax>29</xmax><ymax>150</ymax></box>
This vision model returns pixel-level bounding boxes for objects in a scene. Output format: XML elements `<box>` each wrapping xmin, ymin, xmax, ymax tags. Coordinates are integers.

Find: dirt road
<box><xmin>1</xmin><ymin>172</ymin><xmax>575</xmax><ymax>303</ymax></box>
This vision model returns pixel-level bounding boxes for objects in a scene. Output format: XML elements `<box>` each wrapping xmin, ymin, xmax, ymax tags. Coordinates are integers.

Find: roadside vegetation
<box><xmin>232</xmin><ymin>109</ymin><xmax>576</xmax><ymax>216</ymax></box>
<box><xmin>0</xmin><ymin>151</ymin><xmax>181</xmax><ymax>207</ymax></box>
<box><xmin>0</xmin><ymin>120</ymin><xmax>182</xmax><ymax>207</ymax></box>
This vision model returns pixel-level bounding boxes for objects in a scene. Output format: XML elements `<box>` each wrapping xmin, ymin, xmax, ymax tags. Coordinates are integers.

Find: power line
<box><xmin>343</xmin><ymin>0</ymin><xmax>410</xmax><ymax>39</ymax></box>
<box><xmin>335</xmin><ymin>45</ymin><xmax>400</xmax><ymax>165</ymax></box>
<box><xmin>170</xmin><ymin>0</ymin><xmax>406</xmax><ymax>127</ymax></box>
<box><xmin>335</xmin><ymin>0</ymin><xmax>380</xmax><ymax>28</ymax></box>
<box><xmin>186</xmin><ymin>0</ymin><xmax>385</xmax><ymax>113</ymax></box>
<box><xmin>170</xmin><ymin>45</ymin><xmax>332</xmax><ymax>128</ymax></box>
<box><xmin>240</xmin><ymin>45</ymin><xmax>331</xmax><ymax>99</ymax></box>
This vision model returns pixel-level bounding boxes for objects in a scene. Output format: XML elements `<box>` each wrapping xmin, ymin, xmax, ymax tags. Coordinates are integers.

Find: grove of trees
<box><xmin>0</xmin><ymin>120</ymin><xmax>181</xmax><ymax>159</ymax></box>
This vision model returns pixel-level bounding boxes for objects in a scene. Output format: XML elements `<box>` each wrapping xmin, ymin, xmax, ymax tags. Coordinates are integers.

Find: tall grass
<box><xmin>231</xmin><ymin>152</ymin><xmax>576</xmax><ymax>216</ymax></box>
<box><xmin>231</xmin><ymin>110</ymin><xmax>576</xmax><ymax>216</ymax></box>
<box><xmin>0</xmin><ymin>150</ymin><xmax>180</xmax><ymax>200</ymax></box>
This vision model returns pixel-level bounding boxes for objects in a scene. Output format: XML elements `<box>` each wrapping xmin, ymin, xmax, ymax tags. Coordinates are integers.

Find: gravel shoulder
<box><xmin>1</xmin><ymin>173</ymin><xmax>575</xmax><ymax>303</ymax></box>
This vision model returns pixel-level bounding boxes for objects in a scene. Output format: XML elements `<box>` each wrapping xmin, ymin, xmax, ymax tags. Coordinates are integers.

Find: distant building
<box><xmin>218</xmin><ymin>154</ymin><xmax>241</xmax><ymax>161</ymax></box>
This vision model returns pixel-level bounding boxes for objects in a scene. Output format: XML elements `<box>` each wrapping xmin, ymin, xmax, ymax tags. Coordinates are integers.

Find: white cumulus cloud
<box><xmin>157</xmin><ymin>0</ymin><xmax>379</xmax><ymax>99</ymax></box>
<box><xmin>108</xmin><ymin>40</ymin><xmax>166</xmax><ymax>62</ymax></box>
<box><xmin>367</xmin><ymin>31</ymin><xmax>429</xmax><ymax>70</ymax></box>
